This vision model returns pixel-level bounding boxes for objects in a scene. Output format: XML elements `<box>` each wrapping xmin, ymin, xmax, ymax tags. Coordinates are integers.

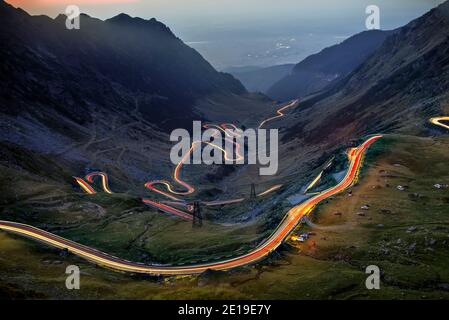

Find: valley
<box><xmin>1</xmin><ymin>132</ymin><xmax>448</xmax><ymax>299</ymax></box>
<box><xmin>0</xmin><ymin>0</ymin><xmax>448</xmax><ymax>301</ymax></box>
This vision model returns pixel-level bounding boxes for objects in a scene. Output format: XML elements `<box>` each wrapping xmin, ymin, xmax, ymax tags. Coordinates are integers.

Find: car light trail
<box><xmin>258</xmin><ymin>100</ymin><xmax>298</xmax><ymax>129</ymax></box>
<box><xmin>347</xmin><ymin>148</ymin><xmax>358</xmax><ymax>161</ymax></box>
<box><xmin>303</xmin><ymin>156</ymin><xmax>334</xmax><ymax>194</ymax></box>
<box><xmin>203</xmin><ymin>198</ymin><xmax>245</xmax><ymax>206</ymax></box>
<box><xmin>74</xmin><ymin>172</ymin><xmax>113</xmax><ymax>194</ymax></box>
<box><xmin>73</xmin><ymin>176</ymin><xmax>97</xmax><ymax>194</ymax></box>
<box><xmin>257</xmin><ymin>184</ymin><xmax>282</xmax><ymax>197</ymax></box>
<box><xmin>142</xmin><ymin>199</ymin><xmax>193</xmax><ymax>220</ymax></box>
<box><xmin>86</xmin><ymin>172</ymin><xmax>113</xmax><ymax>194</ymax></box>
<box><xmin>430</xmin><ymin>116</ymin><xmax>449</xmax><ymax>130</ymax></box>
<box><xmin>145</xmin><ymin>124</ymin><xmax>243</xmax><ymax>201</ymax></box>
<box><xmin>304</xmin><ymin>172</ymin><xmax>323</xmax><ymax>194</ymax></box>
<box><xmin>148</xmin><ymin>100</ymin><xmax>299</xmax><ymax>203</ymax></box>
<box><xmin>0</xmin><ymin>135</ymin><xmax>381</xmax><ymax>275</ymax></box>
<box><xmin>160</xmin><ymin>201</ymin><xmax>194</xmax><ymax>212</ymax></box>
<box><xmin>220</xmin><ymin>123</ymin><xmax>242</xmax><ymax>137</ymax></box>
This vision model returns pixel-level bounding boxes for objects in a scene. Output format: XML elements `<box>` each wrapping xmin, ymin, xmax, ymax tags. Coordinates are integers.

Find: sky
<box><xmin>6</xmin><ymin>0</ymin><xmax>444</xmax><ymax>69</ymax></box>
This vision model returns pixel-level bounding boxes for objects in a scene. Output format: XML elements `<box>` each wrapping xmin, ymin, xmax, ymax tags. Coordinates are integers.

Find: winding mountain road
<box><xmin>142</xmin><ymin>100</ymin><xmax>298</xmax><ymax>214</ymax></box>
<box><xmin>0</xmin><ymin>135</ymin><xmax>381</xmax><ymax>275</ymax></box>
<box><xmin>73</xmin><ymin>101</ymin><xmax>299</xmax><ymax>219</ymax></box>
<box><xmin>258</xmin><ymin>100</ymin><xmax>297</xmax><ymax>129</ymax></box>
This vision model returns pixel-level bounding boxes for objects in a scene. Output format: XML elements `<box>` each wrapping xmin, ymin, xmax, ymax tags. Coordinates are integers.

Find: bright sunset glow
<box><xmin>7</xmin><ymin>0</ymin><xmax>138</xmax><ymax>5</ymax></box>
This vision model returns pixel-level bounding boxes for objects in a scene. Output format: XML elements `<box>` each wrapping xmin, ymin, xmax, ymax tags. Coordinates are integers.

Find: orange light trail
<box><xmin>430</xmin><ymin>116</ymin><xmax>449</xmax><ymax>130</ymax></box>
<box><xmin>257</xmin><ymin>184</ymin><xmax>282</xmax><ymax>197</ymax></box>
<box><xmin>304</xmin><ymin>172</ymin><xmax>323</xmax><ymax>194</ymax></box>
<box><xmin>258</xmin><ymin>100</ymin><xmax>298</xmax><ymax>129</ymax></box>
<box><xmin>203</xmin><ymin>198</ymin><xmax>245</xmax><ymax>206</ymax></box>
<box><xmin>144</xmin><ymin>124</ymin><xmax>244</xmax><ymax>201</ymax></box>
<box><xmin>142</xmin><ymin>199</ymin><xmax>193</xmax><ymax>220</ymax></box>
<box><xmin>86</xmin><ymin>172</ymin><xmax>113</xmax><ymax>194</ymax></box>
<box><xmin>73</xmin><ymin>176</ymin><xmax>96</xmax><ymax>194</ymax></box>
<box><xmin>347</xmin><ymin>147</ymin><xmax>358</xmax><ymax>161</ymax></box>
<box><xmin>72</xmin><ymin>122</ymin><xmax>279</xmax><ymax>220</ymax></box>
<box><xmin>0</xmin><ymin>135</ymin><xmax>381</xmax><ymax>275</ymax></box>
<box><xmin>74</xmin><ymin>172</ymin><xmax>113</xmax><ymax>194</ymax></box>
<box><xmin>74</xmin><ymin>116</ymin><xmax>295</xmax><ymax>220</ymax></box>
<box><xmin>220</xmin><ymin>123</ymin><xmax>242</xmax><ymax>135</ymax></box>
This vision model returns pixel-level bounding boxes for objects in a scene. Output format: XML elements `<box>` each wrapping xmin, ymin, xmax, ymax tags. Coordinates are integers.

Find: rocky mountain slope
<box><xmin>0</xmin><ymin>0</ymin><xmax>245</xmax><ymax>134</ymax></box>
<box><xmin>268</xmin><ymin>30</ymin><xmax>393</xmax><ymax>101</ymax></box>
<box><xmin>0</xmin><ymin>0</ymin><xmax>253</xmax><ymax>187</ymax></box>
<box><xmin>283</xmin><ymin>0</ymin><xmax>449</xmax><ymax>146</ymax></box>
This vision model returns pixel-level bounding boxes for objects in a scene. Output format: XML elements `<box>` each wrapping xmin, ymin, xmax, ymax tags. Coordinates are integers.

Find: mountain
<box><xmin>224</xmin><ymin>64</ymin><xmax>294</xmax><ymax>93</ymax></box>
<box><xmin>0</xmin><ymin>0</ymin><xmax>255</xmax><ymax>187</ymax></box>
<box><xmin>267</xmin><ymin>30</ymin><xmax>393</xmax><ymax>101</ymax></box>
<box><xmin>283</xmin><ymin>0</ymin><xmax>449</xmax><ymax>145</ymax></box>
<box><xmin>0</xmin><ymin>0</ymin><xmax>245</xmax><ymax>132</ymax></box>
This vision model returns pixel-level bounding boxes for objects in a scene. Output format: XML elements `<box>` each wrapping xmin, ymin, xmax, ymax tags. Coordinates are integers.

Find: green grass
<box><xmin>1</xmin><ymin>134</ymin><xmax>449</xmax><ymax>299</ymax></box>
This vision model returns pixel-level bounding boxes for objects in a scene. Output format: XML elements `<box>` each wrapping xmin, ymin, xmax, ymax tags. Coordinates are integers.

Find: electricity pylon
<box><xmin>250</xmin><ymin>183</ymin><xmax>256</xmax><ymax>200</ymax></box>
<box><xmin>192</xmin><ymin>201</ymin><xmax>202</xmax><ymax>228</ymax></box>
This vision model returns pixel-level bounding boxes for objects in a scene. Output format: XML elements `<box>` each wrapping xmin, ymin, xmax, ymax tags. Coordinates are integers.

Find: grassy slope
<box><xmin>0</xmin><ymin>164</ymin><xmax>275</xmax><ymax>266</ymax></box>
<box><xmin>1</xmin><ymin>134</ymin><xmax>449</xmax><ymax>299</ymax></box>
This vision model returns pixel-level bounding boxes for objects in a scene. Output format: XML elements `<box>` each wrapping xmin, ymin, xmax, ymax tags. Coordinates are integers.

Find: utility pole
<box><xmin>192</xmin><ymin>201</ymin><xmax>202</xmax><ymax>228</ymax></box>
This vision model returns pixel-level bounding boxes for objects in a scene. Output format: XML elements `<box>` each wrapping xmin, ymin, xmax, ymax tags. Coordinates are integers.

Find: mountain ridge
<box><xmin>0</xmin><ymin>0</ymin><xmax>246</xmax><ymax>129</ymax></box>
<box><xmin>0</xmin><ymin>0</ymin><xmax>254</xmax><ymax>187</ymax></box>
<box><xmin>268</xmin><ymin>29</ymin><xmax>394</xmax><ymax>101</ymax></box>
<box><xmin>283</xmin><ymin>0</ymin><xmax>449</xmax><ymax>145</ymax></box>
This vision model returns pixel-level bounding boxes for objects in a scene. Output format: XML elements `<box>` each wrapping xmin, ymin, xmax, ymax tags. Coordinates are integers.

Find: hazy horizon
<box><xmin>6</xmin><ymin>0</ymin><xmax>444</xmax><ymax>69</ymax></box>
